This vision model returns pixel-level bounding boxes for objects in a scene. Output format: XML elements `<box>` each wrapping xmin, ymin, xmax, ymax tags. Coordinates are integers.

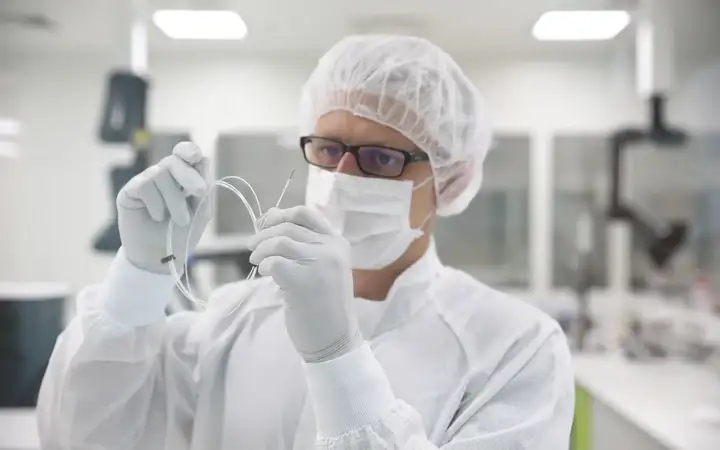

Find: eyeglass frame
<box><xmin>299</xmin><ymin>135</ymin><xmax>430</xmax><ymax>178</ymax></box>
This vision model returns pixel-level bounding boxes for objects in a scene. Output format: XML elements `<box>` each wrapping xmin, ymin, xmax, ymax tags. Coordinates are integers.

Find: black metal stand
<box><xmin>607</xmin><ymin>93</ymin><xmax>690</xmax><ymax>270</ymax></box>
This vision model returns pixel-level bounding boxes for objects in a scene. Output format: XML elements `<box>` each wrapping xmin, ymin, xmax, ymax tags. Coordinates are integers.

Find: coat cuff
<box><xmin>304</xmin><ymin>342</ymin><xmax>396</xmax><ymax>437</ymax></box>
<box><xmin>100</xmin><ymin>248</ymin><xmax>177</xmax><ymax>327</ymax></box>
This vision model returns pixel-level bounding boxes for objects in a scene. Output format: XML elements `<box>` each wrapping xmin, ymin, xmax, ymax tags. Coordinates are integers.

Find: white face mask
<box><xmin>305</xmin><ymin>166</ymin><xmax>433</xmax><ymax>270</ymax></box>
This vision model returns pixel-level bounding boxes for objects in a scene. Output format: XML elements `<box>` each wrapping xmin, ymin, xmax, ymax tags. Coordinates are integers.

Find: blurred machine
<box><xmin>607</xmin><ymin>93</ymin><xmax>689</xmax><ymax>271</ymax></box>
<box><xmin>93</xmin><ymin>70</ymin><xmax>152</xmax><ymax>252</ymax></box>
<box><xmin>605</xmin><ymin>94</ymin><xmax>704</xmax><ymax>360</ymax></box>
<box><xmin>98</xmin><ymin>71</ymin><xmax>149</xmax><ymax>145</ymax></box>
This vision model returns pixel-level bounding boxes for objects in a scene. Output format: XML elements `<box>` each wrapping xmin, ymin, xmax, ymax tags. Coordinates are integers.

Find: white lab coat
<box><xmin>38</xmin><ymin>244</ymin><xmax>575</xmax><ymax>449</ymax></box>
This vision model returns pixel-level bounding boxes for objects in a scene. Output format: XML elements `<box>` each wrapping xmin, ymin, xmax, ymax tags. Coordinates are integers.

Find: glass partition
<box><xmin>625</xmin><ymin>134</ymin><xmax>720</xmax><ymax>292</ymax></box>
<box><xmin>215</xmin><ymin>133</ymin><xmax>306</xmax><ymax>236</ymax></box>
<box><xmin>435</xmin><ymin>135</ymin><xmax>531</xmax><ymax>287</ymax></box>
<box><xmin>552</xmin><ymin>135</ymin><xmax>610</xmax><ymax>288</ymax></box>
<box><xmin>552</xmin><ymin>133</ymin><xmax>720</xmax><ymax>295</ymax></box>
<box><xmin>213</xmin><ymin>132</ymin><xmax>305</xmax><ymax>284</ymax></box>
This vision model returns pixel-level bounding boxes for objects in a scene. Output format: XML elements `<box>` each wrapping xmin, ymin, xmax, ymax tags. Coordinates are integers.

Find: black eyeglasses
<box><xmin>300</xmin><ymin>136</ymin><xmax>430</xmax><ymax>178</ymax></box>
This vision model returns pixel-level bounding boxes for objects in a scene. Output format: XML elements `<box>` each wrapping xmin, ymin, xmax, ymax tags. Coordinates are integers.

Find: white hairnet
<box><xmin>299</xmin><ymin>34</ymin><xmax>492</xmax><ymax>216</ymax></box>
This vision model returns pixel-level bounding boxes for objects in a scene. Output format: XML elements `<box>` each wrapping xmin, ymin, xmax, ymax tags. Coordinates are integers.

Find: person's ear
<box><xmin>436</xmin><ymin>161</ymin><xmax>471</xmax><ymax>206</ymax></box>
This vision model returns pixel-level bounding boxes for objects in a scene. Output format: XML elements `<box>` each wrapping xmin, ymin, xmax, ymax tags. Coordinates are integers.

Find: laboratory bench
<box><xmin>0</xmin><ymin>282</ymin><xmax>68</xmax><ymax>450</ymax></box>
<box><xmin>572</xmin><ymin>354</ymin><xmax>720</xmax><ymax>450</ymax></box>
<box><xmin>0</xmin><ymin>409</ymin><xmax>38</xmax><ymax>450</ymax></box>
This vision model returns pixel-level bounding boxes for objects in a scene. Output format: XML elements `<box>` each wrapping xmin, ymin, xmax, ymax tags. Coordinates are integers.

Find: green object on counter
<box><xmin>571</xmin><ymin>385</ymin><xmax>593</xmax><ymax>450</ymax></box>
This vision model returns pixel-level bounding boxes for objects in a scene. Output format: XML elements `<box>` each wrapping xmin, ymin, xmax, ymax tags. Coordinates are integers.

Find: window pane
<box><xmin>434</xmin><ymin>135</ymin><xmax>530</xmax><ymax>288</ymax></box>
<box><xmin>552</xmin><ymin>133</ymin><xmax>720</xmax><ymax>294</ymax></box>
<box><xmin>552</xmin><ymin>135</ymin><xmax>610</xmax><ymax>288</ymax></box>
<box><xmin>214</xmin><ymin>133</ymin><xmax>305</xmax><ymax>284</ymax></box>
<box><xmin>626</xmin><ymin>134</ymin><xmax>720</xmax><ymax>292</ymax></box>
<box><xmin>215</xmin><ymin>133</ymin><xmax>307</xmax><ymax>236</ymax></box>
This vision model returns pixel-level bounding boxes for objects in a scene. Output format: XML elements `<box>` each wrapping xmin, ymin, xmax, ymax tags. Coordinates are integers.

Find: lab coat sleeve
<box><xmin>304</xmin><ymin>325</ymin><xmax>575</xmax><ymax>449</ymax></box>
<box><xmin>37</xmin><ymin>249</ymin><xmax>201</xmax><ymax>450</ymax></box>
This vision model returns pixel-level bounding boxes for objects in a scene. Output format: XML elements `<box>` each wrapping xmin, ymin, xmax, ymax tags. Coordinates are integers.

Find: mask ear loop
<box><xmin>412</xmin><ymin>175</ymin><xmax>434</xmax><ymax>190</ymax></box>
<box><xmin>417</xmin><ymin>210</ymin><xmax>434</xmax><ymax>232</ymax></box>
<box><xmin>412</xmin><ymin>176</ymin><xmax>436</xmax><ymax>232</ymax></box>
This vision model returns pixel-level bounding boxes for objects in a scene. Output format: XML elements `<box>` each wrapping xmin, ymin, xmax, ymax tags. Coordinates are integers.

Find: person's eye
<box><xmin>373</xmin><ymin>150</ymin><xmax>403</xmax><ymax>166</ymax></box>
<box><xmin>321</xmin><ymin>146</ymin><xmax>343</xmax><ymax>158</ymax></box>
<box><xmin>376</xmin><ymin>153</ymin><xmax>393</xmax><ymax>165</ymax></box>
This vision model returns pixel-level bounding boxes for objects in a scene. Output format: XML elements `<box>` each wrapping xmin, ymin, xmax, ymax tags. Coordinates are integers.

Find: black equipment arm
<box><xmin>607</xmin><ymin>94</ymin><xmax>690</xmax><ymax>269</ymax></box>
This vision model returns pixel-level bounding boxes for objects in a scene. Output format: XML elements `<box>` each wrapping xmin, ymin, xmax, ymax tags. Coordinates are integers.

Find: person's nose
<box><xmin>335</xmin><ymin>152</ymin><xmax>364</xmax><ymax>176</ymax></box>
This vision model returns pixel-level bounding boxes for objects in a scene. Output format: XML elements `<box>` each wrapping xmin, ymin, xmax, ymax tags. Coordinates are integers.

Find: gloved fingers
<box><xmin>249</xmin><ymin>236</ymin><xmax>315</xmax><ymax>266</ymax></box>
<box><xmin>160</xmin><ymin>154</ymin><xmax>207</xmax><ymax>197</ymax></box>
<box><xmin>257</xmin><ymin>255</ymin><xmax>297</xmax><ymax>287</ymax></box>
<box><xmin>137</xmin><ymin>174</ymin><xmax>167</xmax><ymax>222</ymax></box>
<box><xmin>118</xmin><ymin>167</ymin><xmax>167</xmax><ymax>221</ymax></box>
<box><xmin>259</xmin><ymin>206</ymin><xmax>334</xmax><ymax>235</ymax></box>
<box><xmin>246</xmin><ymin>222</ymin><xmax>319</xmax><ymax>250</ymax></box>
<box><xmin>153</xmin><ymin>169</ymin><xmax>191</xmax><ymax>227</ymax></box>
<box><xmin>172</xmin><ymin>141</ymin><xmax>204</xmax><ymax>166</ymax></box>
<box><xmin>117</xmin><ymin>172</ymin><xmax>146</xmax><ymax>207</ymax></box>
<box><xmin>193</xmin><ymin>155</ymin><xmax>209</xmax><ymax>179</ymax></box>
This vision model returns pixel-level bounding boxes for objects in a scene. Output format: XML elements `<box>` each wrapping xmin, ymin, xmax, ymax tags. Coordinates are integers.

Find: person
<box><xmin>38</xmin><ymin>35</ymin><xmax>574</xmax><ymax>449</ymax></box>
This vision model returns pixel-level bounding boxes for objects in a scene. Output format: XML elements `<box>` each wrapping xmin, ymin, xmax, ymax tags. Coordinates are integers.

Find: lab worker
<box><xmin>38</xmin><ymin>35</ymin><xmax>574</xmax><ymax>449</ymax></box>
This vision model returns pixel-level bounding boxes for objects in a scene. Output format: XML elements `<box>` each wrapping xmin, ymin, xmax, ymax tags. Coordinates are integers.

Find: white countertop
<box><xmin>0</xmin><ymin>409</ymin><xmax>39</xmax><ymax>450</ymax></box>
<box><xmin>573</xmin><ymin>354</ymin><xmax>720</xmax><ymax>450</ymax></box>
<box><xmin>0</xmin><ymin>282</ymin><xmax>70</xmax><ymax>300</ymax></box>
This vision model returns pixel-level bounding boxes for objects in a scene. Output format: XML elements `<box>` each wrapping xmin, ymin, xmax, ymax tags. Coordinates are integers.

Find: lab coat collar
<box><xmin>363</xmin><ymin>239</ymin><xmax>444</xmax><ymax>338</ymax></box>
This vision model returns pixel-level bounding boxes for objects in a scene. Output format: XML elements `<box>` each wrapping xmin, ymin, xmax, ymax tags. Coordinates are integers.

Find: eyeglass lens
<box><xmin>303</xmin><ymin>137</ymin><xmax>407</xmax><ymax>177</ymax></box>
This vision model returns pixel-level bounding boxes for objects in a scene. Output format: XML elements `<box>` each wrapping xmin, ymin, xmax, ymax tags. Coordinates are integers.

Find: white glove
<box><xmin>247</xmin><ymin>206</ymin><xmax>364</xmax><ymax>363</ymax></box>
<box><xmin>117</xmin><ymin>142</ymin><xmax>211</xmax><ymax>275</ymax></box>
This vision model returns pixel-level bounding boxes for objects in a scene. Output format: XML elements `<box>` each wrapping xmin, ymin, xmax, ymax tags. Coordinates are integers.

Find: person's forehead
<box><xmin>315</xmin><ymin>111</ymin><xmax>419</xmax><ymax>151</ymax></box>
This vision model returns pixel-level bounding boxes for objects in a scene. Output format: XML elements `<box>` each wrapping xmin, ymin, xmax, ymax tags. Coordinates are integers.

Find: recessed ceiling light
<box><xmin>0</xmin><ymin>117</ymin><xmax>20</xmax><ymax>137</ymax></box>
<box><xmin>153</xmin><ymin>10</ymin><xmax>248</xmax><ymax>40</ymax></box>
<box><xmin>532</xmin><ymin>10</ymin><xmax>631</xmax><ymax>41</ymax></box>
<box><xmin>0</xmin><ymin>118</ymin><xmax>20</xmax><ymax>159</ymax></box>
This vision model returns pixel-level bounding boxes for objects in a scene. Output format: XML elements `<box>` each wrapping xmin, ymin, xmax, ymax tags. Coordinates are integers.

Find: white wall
<box><xmin>1</xmin><ymin>51</ymin><xmax>718</xmax><ymax>291</ymax></box>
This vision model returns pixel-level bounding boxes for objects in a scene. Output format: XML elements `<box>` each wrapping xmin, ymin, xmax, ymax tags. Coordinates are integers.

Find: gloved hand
<box><xmin>117</xmin><ymin>141</ymin><xmax>211</xmax><ymax>275</ymax></box>
<box><xmin>247</xmin><ymin>206</ymin><xmax>364</xmax><ymax>363</ymax></box>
